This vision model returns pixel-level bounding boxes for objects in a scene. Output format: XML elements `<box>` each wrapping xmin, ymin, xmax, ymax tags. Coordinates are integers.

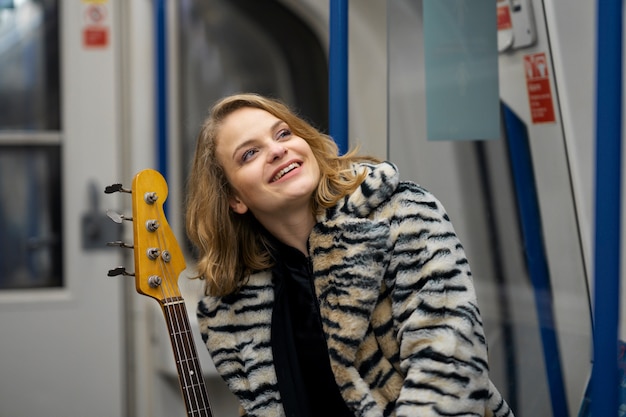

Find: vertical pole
<box><xmin>155</xmin><ymin>0</ymin><xmax>169</xmax><ymax>181</ymax></box>
<box><xmin>503</xmin><ymin>105</ymin><xmax>569</xmax><ymax>417</ymax></box>
<box><xmin>329</xmin><ymin>0</ymin><xmax>349</xmax><ymax>154</ymax></box>
<box><xmin>593</xmin><ymin>0</ymin><xmax>622</xmax><ymax>415</ymax></box>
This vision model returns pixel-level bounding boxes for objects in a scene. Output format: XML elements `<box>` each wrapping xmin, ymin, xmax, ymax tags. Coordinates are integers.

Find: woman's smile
<box><xmin>271</xmin><ymin>161</ymin><xmax>301</xmax><ymax>182</ymax></box>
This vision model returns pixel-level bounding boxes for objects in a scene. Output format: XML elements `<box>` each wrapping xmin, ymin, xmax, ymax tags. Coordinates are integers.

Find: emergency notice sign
<box><xmin>497</xmin><ymin>3</ymin><xmax>512</xmax><ymax>31</ymax></box>
<box><xmin>82</xmin><ymin>1</ymin><xmax>109</xmax><ymax>48</ymax></box>
<box><xmin>523</xmin><ymin>52</ymin><xmax>556</xmax><ymax>124</ymax></box>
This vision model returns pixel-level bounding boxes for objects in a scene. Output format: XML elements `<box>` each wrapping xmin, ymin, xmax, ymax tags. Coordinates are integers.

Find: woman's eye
<box><xmin>241</xmin><ymin>148</ymin><xmax>257</xmax><ymax>162</ymax></box>
<box><xmin>276</xmin><ymin>128</ymin><xmax>291</xmax><ymax>140</ymax></box>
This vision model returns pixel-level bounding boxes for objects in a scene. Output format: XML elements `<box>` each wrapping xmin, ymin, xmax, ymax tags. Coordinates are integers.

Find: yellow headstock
<box><xmin>130</xmin><ymin>169</ymin><xmax>185</xmax><ymax>301</ymax></box>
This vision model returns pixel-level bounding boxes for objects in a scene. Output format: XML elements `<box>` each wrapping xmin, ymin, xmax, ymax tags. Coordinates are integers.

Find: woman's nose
<box><xmin>268</xmin><ymin>142</ymin><xmax>287</xmax><ymax>161</ymax></box>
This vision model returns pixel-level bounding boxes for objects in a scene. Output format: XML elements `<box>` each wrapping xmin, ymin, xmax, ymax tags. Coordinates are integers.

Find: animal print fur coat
<box><xmin>197</xmin><ymin>161</ymin><xmax>513</xmax><ymax>417</ymax></box>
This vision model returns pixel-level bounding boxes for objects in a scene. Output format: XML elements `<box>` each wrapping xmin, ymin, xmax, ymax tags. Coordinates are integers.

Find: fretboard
<box><xmin>162</xmin><ymin>297</ymin><xmax>214</xmax><ymax>417</ymax></box>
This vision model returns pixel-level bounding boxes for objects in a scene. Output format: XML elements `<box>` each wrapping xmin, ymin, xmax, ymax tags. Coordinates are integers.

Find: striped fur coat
<box><xmin>197</xmin><ymin>161</ymin><xmax>513</xmax><ymax>417</ymax></box>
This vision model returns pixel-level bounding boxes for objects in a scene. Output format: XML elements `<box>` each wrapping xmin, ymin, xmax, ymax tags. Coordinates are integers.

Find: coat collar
<box><xmin>310</xmin><ymin>161</ymin><xmax>400</xmax><ymax>335</ymax></box>
<box><xmin>317</xmin><ymin>161</ymin><xmax>400</xmax><ymax>222</ymax></box>
<box><xmin>310</xmin><ymin>160</ymin><xmax>400</xmax><ymax>320</ymax></box>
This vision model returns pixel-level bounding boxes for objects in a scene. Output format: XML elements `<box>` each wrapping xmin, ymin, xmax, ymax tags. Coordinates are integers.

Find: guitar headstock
<box><xmin>105</xmin><ymin>170</ymin><xmax>214</xmax><ymax>416</ymax></box>
<box><xmin>107</xmin><ymin>169</ymin><xmax>186</xmax><ymax>302</ymax></box>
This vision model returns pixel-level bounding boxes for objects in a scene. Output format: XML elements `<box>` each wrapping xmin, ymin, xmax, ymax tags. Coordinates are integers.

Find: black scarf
<box><xmin>269</xmin><ymin>236</ymin><xmax>354</xmax><ymax>417</ymax></box>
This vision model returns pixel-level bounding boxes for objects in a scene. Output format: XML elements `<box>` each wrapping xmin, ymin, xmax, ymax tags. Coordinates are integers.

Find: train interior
<box><xmin>0</xmin><ymin>1</ymin><xmax>617</xmax><ymax>416</ymax></box>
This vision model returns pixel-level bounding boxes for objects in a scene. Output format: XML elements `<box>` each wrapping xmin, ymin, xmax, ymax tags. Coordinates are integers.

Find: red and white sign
<box><xmin>497</xmin><ymin>5</ymin><xmax>512</xmax><ymax>31</ymax></box>
<box><xmin>83</xmin><ymin>26</ymin><xmax>108</xmax><ymax>47</ymax></box>
<box><xmin>82</xmin><ymin>3</ymin><xmax>109</xmax><ymax>48</ymax></box>
<box><xmin>524</xmin><ymin>52</ymin><xmax>556</xmax><ymax>124</ymax></box>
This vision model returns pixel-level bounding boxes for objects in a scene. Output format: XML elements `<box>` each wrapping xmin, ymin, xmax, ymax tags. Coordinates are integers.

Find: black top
<box><xmin>269</xmin><ymin>238</ymin><xmax>354</xmax><ymax>417</ymax></box>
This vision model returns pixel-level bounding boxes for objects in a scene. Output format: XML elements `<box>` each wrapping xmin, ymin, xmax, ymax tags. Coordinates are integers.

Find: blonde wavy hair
<box><xmin>185</xmin><ymin>93</ymin><xmax>379</xmax><ymax>296</ymax></box>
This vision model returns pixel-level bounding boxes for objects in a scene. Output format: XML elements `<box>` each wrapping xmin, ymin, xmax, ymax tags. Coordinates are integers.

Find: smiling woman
<box><xmin>185</xmin><ymin>93</ymin><xmax>514</xmax><ymax>417</ymax></box>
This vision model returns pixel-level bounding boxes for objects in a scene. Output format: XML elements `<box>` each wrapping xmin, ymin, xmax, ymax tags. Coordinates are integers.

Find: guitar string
<box><xmin>154</xmin><ymin>225</ymin><xmax>208</xmax><ymax>417</ymax></box>
<box><xmin>153</xmin><ymin>208</ymin><xmax>213</xmax><ymax>416</ymax></box>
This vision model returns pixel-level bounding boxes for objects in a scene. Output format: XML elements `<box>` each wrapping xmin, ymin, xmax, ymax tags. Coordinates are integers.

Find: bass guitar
<box><xmin>106</xmin><ymin>169</ymin><xmax>214</xmax><ymax>417</ymax></box>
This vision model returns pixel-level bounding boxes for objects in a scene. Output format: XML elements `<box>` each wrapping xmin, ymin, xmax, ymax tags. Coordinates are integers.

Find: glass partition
<box><xmin>387</xmin><ymin>1</ymin><xmax>592</xmax><ymax>416</ymax></box>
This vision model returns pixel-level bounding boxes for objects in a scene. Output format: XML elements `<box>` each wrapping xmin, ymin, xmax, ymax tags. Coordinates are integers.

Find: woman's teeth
<box><xmin>272</xmin><ymin>162</ymin><xmax>300</xmax><ymax>182</ymax></box>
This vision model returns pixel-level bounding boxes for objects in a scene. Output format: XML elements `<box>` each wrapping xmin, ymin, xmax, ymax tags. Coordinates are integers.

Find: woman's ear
<box><xmin>228</xmin><ymin>195</ymin><xmax>249</xmax><ymax>214</ymax></box>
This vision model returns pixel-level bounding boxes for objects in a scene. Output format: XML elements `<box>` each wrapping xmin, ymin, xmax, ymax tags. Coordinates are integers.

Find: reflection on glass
<box><xmin>178</xmin><ymin>0</ymin><xmax>295</xmax><ymax>187</ymax></box>
<box><xmin>0</xmin><ymin>146</ymin><xmax>62</xmax><ymax>289</ymax></box>
<box><xmin>386</xmin><ymin>1</ymin><xmax>564</xmax><ymax>415</ymax></box>
<box><xmin>0</xmin><ymin>0</ymin><xmax>60</xmax><ymax>131</ymax></box>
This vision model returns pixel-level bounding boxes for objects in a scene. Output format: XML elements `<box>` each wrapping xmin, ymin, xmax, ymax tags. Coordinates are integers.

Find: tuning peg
<box><xmin>107</xmin><ymin>266</ymin><xmax>135</xmax><ymax>277</ymax></box>
<box><xmin>144</xmin><ymin>192</ymin><xmax>158</xmax><ymax>204</ymax></box>
<box><xmin>106</xmin><ymin>209</ymin><xmax>132</xmax><ymax>224</ymax></box>
<box><xmin>106</xmin><ymin>240</ymin><xmax>134</xmax><ymax>249</ymax></box>
<box><xmin>104</xmin><ymin>183</ymin><xmax>131</xmax><ymax>194</ymax></box>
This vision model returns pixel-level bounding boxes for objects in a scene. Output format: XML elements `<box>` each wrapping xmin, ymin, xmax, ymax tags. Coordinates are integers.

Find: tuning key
<box><xmin>145</xmin><ymin>219</ymin><xmax>160</xmax><ymax>232</ymax></box>
<box><xmin>146</xmin><ymin>247</ymin><xmax>161</xmax><ymax>260</ymax></box>
<box><xmin>107</xmin><ymin>266</ymin><xmax>135</xmax><ymax>277</ymax></box>
<box><xmin>148</xmin><ymin>275</ymin><xmax>162</xmax><ymax>288</ymax></box>
<box><xmin>106</xmin><ymin>209</ymin><xmax>132</xmax><ymax>224</ymax></box>
<box><xmin>104</xmin><ymin>183</ymin><xmax>131</xmax><ymax>194</ymax></box>
<box><xmin>107</xmin><ymin>241</ymin><xmax>134</xmax><ymax>249</ymax></box>
<box><xmin>144</xmin><ymin>192</ymin><xmax>158</xmax><ymax>204</ymax></box>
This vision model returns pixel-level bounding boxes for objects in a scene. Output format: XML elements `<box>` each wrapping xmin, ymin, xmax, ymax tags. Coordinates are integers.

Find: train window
<box><xmin>0</xmin><ymin>0</ymin><xmax>62</xmax><ymax>290</ymax></box>
<box><xmin>0</xmin><ymin>0</ymin><xmax>60</xmax><ymax>131</ymax></box>
<box><xmin>0</xmin><ymin>145</ymin><xmax>62</xmax><ymax>289</ymax></box>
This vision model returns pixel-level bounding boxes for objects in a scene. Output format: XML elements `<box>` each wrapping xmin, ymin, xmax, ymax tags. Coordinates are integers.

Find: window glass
<box><xmin>0</xmin><ymin>0</ymin><xmax>61</xmax><ymax>290</ymax></box>
<box><xmin>0</xmin><ymin>0</ymin><xmax>60</xmax><ymax>131</ymax></box>
<box><xmin>0</xmin><ymin>146</ymin><xmax>62</xmax><ymax>289</ymax></box>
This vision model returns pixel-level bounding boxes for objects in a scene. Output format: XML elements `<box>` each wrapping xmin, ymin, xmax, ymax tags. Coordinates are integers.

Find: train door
<box><xmin>137</xmin><ymin>1</ymin><xmax>330</xmax><ymax>416</ymax></box>
<box><xmin>387</xmin><ymin>1</ymin><xmax>591</xmax><ymax>416</ymax></box>
<box><xmin>0</xmin><ymin>1</ymin><xmax>125</xmax><ymax>416</ymax></box>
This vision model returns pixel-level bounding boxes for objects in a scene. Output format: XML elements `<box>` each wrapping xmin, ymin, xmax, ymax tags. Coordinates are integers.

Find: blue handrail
<box><xmin>329</xmin><ymin>0</ymin><xmax>349</xmax><ymax>155</ymax></box>
<box><xmin>155</xmin><ymin>0</ymin><xmax>168</xmax><ymax>181</ymax></box>
<box><xmin>502</xmin><ymin>104</ymin><xmax>570</xmax><ymax>417</ymax></box>
<box><xmin>592</xmin><ymin>0</ymin><xmax>623</xmax><ymax>415</ymax></box>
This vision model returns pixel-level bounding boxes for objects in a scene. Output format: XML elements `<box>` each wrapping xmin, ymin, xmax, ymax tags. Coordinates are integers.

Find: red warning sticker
<box><xmin>82</xmin><ymin>4</ymin><xmax>109</xmax><ymax>48</ymax></box>
<box><xmin>497</xmin><ymin>5</ymin><xmax>512</xmax><ymax>31</ymax></box>
<box><xmin>524</xmin><ymin>53</ymin><xmax>556</xmax><ymax>124</ymax></box>
<box><xmin>83</xmin><ymin>26</ymin><xmax>108</xmax><ymax>47</ymax></box>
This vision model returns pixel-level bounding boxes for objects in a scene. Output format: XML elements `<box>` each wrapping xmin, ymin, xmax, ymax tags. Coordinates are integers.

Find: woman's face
<box><xmin>215</xmin><ymin>107</ymin><xmax>321</xmax><ymax>222</ymax></box>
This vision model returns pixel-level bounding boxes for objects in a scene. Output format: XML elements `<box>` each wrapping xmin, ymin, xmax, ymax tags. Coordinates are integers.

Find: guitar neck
<box><xmin>162</xmin><ymin>297</ymin><xmax>214</xmax><ymax>417</ymax></box>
